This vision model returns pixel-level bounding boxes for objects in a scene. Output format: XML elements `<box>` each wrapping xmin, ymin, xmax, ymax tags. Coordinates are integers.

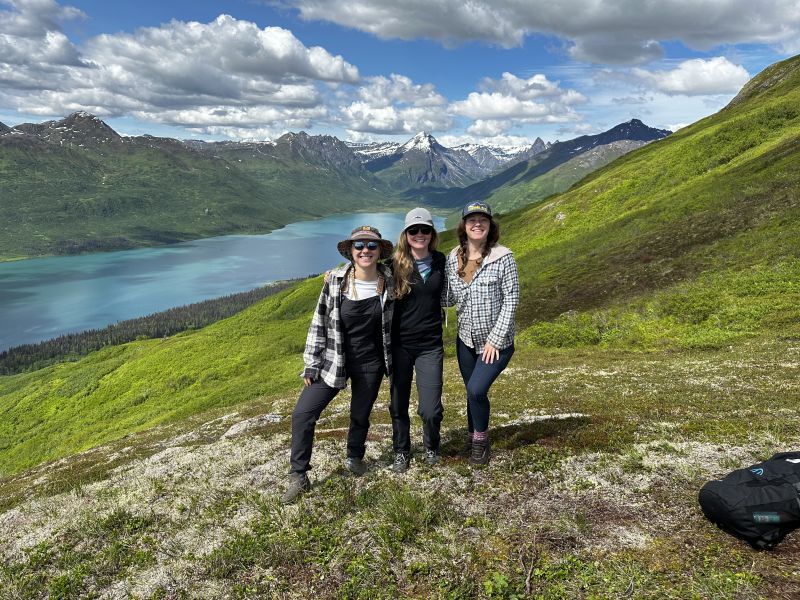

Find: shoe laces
<box><xmin>394</xmin><ymin>452</ymin><xmax>408</xmax><ymax>466</ymax></box>
<box><xmin>425</xmin><ymin>449</ymin><xmax>437</xmax><ymax>460</ymax></box>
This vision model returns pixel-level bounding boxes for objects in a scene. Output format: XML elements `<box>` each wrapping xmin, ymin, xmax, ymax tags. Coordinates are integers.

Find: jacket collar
<box><xmin>447</xmin><ymin>244</ymin><xmax>512</xmax><ymax>265</ymax></box>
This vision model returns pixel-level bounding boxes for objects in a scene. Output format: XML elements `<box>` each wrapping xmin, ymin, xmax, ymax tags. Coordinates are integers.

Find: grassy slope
<box><xmin>496</xmin><ymin>55</ymin><xmax>800</xmax><ymax>348</ymax></box>
<box><xmin>486</xmin><ymin>140</ymin><xmax>647</xmax><ymax>215</ymax></box>
<box><xmin>0</xmin><ymin>278</ymin><xmax>319</xmax><ymax>474</ymax></box>
<box><xmin>442</xmin><ymin>140</ymin><xmax>649</xmax><ymax>229</ymax></box>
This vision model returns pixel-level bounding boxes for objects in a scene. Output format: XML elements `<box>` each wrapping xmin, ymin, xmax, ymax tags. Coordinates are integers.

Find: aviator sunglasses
<box><xmin>406</xmin><ymin>225</ymin><xmax>433</xmax><ymax>236</ymax></box>
<box><xmin>353</xmin><ymin>240</ymin><xmax>379</xmax><ymax>250</ymax></box>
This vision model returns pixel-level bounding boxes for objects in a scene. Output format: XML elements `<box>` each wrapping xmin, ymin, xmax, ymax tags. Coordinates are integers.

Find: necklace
<box><xmin>347</xmin><ymin>267</ymin><xmax>384</xmax><ymax>300</ymax></box>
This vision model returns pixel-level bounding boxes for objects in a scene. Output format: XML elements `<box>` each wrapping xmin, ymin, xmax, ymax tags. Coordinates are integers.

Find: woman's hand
<box><xmin>481</xmin><ymin>343</ymin><xmax>500</xmax><ymax>364</ymax></box>
<box><xmin>304</xmin><ymin>376</ymin><xmax>315</xmax><ymax>386</ymax></box>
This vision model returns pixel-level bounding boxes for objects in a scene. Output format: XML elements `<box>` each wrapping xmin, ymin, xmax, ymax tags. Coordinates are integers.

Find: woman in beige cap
<box><xmin>444</xmin><ymin>201</ymin><xmax>519</xmax><ymax>466</ymax></box>
<box><xmin>282</xmin><ymin>225</ymin><xmax>394</xmax><ymax>504</ymax></box>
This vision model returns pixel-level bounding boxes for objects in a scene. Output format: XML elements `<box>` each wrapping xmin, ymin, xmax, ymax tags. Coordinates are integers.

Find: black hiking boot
<box><xmin>391</xmin><ymin>452</ymin><xmax>411</xmax><ymax>473</ymax></box>
<box><xmin>460</xmin><ymin>435</ymin><xmax>473</xmax><ymax>458</ymax></box>
<box><xmin>469</xmin><ymin>439</ymin><xmax>491</xmax><ymax>465</ymax></box>
<box><xmin>281</xmin><ymin>472</ymin><xmax>310</xmax><ymax>504</ymax></box>
<box><xmin>423</xmin><ymin>448</ymin><xmax>440</xmax><ymax>466</ymax></box>
<box><xmin>345</xmin><ymin>457</ymin><xmax>368</xmax><ymax>476</ymax></box>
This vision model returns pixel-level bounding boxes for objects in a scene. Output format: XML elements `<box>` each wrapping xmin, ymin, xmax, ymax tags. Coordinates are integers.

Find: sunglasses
<box><xmin>407</xmin><ymin>226</ymin><xmax>433</xmax><ymax>236</ymax></box>
<box><xmin>353</xmin><ymin>240</ymin><xmax>379</xmax><ymax>250</ymax></box>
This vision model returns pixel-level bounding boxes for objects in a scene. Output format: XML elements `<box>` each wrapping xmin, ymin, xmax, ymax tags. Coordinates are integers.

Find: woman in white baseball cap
<box><xmin>385</xmin><ymin>208</ymin><xmax>447</xmax><ymax>473</ymax></box>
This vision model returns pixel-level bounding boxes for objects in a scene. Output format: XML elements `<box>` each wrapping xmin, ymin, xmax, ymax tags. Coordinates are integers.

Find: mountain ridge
<box><xmin>406</xmin><ymin>119</ymin><xmax>671</xmax><ymax>209</ymax></box>
<box><xmin>0</xmin><ymin>115</ymin><xmax>392</xmax><ymax>259</ymax></box>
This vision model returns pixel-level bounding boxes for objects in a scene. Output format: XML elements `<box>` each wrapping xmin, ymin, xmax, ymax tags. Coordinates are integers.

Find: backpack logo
<box><xmin>750</xmin><ymin>468</ymin><xmax>765</xmax><ymax>476</ymax></box>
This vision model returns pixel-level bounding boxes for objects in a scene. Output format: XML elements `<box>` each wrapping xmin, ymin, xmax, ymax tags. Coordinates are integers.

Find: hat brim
<box><xmin>403</xmin><ymin>221</ymin><xmax>435</xmax><ymax>231</ymax></box>
<box><xmin>337</xmin><ymin>239</ymin><xmax>393</xmax><ymax>261</ymax></box>
<box><xmin>462</xmin><ymin>210</ymin><xmax>492</xmax><ymax>220</ymax></box>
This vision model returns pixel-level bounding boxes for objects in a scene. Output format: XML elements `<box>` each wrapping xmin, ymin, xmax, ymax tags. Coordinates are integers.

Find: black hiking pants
<box><xmin>389</xmin><ymin>344</ymin><xmax>444</xmax><ymax>454</ymax></box>
<box><xmin>289</xmin><ymin>364</ymin><xmax>384</xmax><ymax>474</ymax></box>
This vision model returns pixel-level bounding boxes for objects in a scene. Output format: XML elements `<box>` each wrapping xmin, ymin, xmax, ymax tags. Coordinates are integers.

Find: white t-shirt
<box><xmin>344</xmin><ymin>278</ymin><xmax>379</xmax><ymax>300</ymax></box>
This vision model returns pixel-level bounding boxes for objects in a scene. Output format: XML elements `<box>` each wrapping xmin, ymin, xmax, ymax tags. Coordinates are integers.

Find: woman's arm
<box><xmin>485</xmin><ymin>254</ymin><xmax>520</xmax><ymax>350</ymax></box>
<box><xmin>441</xmin><ymin>256</ymin><xmax>456</xmax><ymax>307</ymax></box>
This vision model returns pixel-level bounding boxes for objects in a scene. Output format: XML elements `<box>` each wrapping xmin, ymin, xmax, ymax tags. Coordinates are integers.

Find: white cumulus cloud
<box><xmin>449</xmin><ymin>72</ymin><xmax>585</xmax><ymax>136</ymax></box>
<box><xmin>0</xmin><ymin>4</ymin><xmax>360</xmax><ymax>136</ymax></box>
<box><xmin>631</xmin><ymin>57</ymin><xmax>750</xmax><ymax>95</ymax></box>
<box><xmin>0</xmin><ymin>0</ymin><xmax>85</xmax><ymax>70</ymax></box>
<box><xmin>338</xmin><ymin>74</ymin><xmax>451</xmax><ymax>134</ymax></box>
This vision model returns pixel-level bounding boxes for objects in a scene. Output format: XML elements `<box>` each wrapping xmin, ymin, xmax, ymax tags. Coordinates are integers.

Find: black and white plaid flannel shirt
<box><xmin>444</xmin><ymin>245</ymin><xmax>519</xmax><ymax>352</ymax></box>
<box><xmin>302</xmin><ymin>263</ymin><xmax>394</xmax><ymax>388</ymax></box>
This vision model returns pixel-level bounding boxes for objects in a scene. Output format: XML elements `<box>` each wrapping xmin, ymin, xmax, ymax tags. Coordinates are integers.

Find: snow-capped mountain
<box><xmin>357</xmin><ymin>131</ymin><xmax>491</xmax><ymax>189</ymax></box>
<box><xmin>454</xmin><ymin>137</ymin><xmax>550</xmax><ymax>171</ymax></box>
<box><xmin>348</xmin><ymin>132</ymin><xmax>552</xmax><ymax>188</ymax></box>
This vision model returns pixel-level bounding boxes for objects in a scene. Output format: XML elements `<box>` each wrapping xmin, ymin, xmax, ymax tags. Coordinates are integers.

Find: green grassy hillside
<box><xmin>496</xmin><ymin>55</ymin><xmax>800</xmax><ymax>347</ymax></box>
<box><xmin>486</xmin><ymin>140</ymin><xmax>648</xmax><ymax>215</ymax></box>
<box><xmin>2</xmin><ymin>54</ymin><xmax>800</xmax><ymax>598</ymax></box>
<box><xmin>443</xmin><ymin>140</ymin><xmax>649</xmax><ymax>229</ymax></box>
<box><xmin>0</xmin><ymin>277</ymin><xmax>321</xmax><ymax>474</ymax></box>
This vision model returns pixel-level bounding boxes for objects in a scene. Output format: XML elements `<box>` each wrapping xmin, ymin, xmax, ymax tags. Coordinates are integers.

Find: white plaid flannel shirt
<box><xmin>303</xmin><ymin>263</ymin><xmax>394</xmax><ymax>388</ymax></box>
<box><xmin>444</xmin><ymin>245</ymin><xmax>519</xmax><ymax>351</ymax></box>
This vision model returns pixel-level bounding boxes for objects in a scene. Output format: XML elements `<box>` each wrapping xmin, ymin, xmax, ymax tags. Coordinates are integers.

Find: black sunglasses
<box><xmin>407</xmin><ymin>226</ymin><xmax>433</xmax><ymax>236</ymax></box>
<box><xmin>353</xmin><ymin>240</ymin><xmax>379</xmax><ymax>250</ymax></box>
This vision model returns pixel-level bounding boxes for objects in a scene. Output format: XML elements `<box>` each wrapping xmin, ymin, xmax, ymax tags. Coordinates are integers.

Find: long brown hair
<box><xmin>392</xmin><ymin>228</ymin><xmax>439</xmax><ymax>299</ymax></box>
<box><xmin>456</xmin><ymin>216</ymin><xmax>499</xmax><ymax>277</ymax></box>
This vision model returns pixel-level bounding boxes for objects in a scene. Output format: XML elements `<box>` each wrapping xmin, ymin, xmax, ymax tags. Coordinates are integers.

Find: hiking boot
<box><xmin>345</xmin><ymin>457</ymin><xmax>368</xmax><ymax>476</ymax></box>
<box><xmin>281</xmin><ymin>472</ymin><xmax>310</xmax><ymax>504</ymax></box>
<box><xmin>469</xmin><ymin>439</ymin><xmax>491</xmax><ymax>465</ymax></box>
<box><xmin>423</xmin><ymin>448</ymin><xmax>440</xmax><ymax>466</ymax></box>
<box><xmin>391</xmin><ymin>452</ymin><xmax>411</xmax><ymax>473</ymax></box>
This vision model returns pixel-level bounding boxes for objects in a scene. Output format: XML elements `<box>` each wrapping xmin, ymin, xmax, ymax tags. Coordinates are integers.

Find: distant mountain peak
<box><xmin>67</xmin><ymin>110</ymin><xmax>99</xmax><ymax>120</ymax></box>
<box><xmin>0</xmin><ymin>121</ymin><xmax>9</xmax><ymax>135</ymax></box>
<box><xmin>402</xmin><ymin>131</ymin><xmax>438</xmax><ymax>152</ymax></box>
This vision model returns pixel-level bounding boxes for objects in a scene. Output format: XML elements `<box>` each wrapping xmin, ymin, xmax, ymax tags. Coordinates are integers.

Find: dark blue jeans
<box><xmin>456</xmin><ymin>337</ymin><xmax>515</xmax><ymax>433</ymax></box>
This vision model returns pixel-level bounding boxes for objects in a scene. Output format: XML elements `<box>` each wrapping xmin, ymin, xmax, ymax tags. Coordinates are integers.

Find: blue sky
<box><xmin>1</xmin><ymin>0</ymin><xmax>798</xmax><ymax>146</ymax></box>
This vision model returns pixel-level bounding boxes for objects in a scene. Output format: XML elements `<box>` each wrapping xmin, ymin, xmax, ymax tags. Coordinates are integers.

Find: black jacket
<box><xmin>386</xmin><ymin>251</ymin><xmax>446</xmax><ymax>350</ymax></box>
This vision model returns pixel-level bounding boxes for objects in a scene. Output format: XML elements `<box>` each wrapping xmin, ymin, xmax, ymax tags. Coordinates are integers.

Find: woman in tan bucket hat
<box><xmin>282</xmin><ymin>225</ymin><xmax>394</xmax><ymax>504</ymax></box>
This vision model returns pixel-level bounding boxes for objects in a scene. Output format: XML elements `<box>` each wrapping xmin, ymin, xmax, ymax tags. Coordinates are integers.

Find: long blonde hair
<box><xmin>393</xmin><ymin>228</ymin><xmax>439</xmax><ymax>299</ymax></box>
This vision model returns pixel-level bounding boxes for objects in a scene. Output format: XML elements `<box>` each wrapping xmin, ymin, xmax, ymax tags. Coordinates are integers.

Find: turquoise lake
<box><xmin>0</xmin><ymin>212</ymin><xmax>445</xmax><ymax>351</ymax></box>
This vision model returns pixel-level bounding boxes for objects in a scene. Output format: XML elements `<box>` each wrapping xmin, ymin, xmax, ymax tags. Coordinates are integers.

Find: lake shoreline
<box><xmin>0</xmin><ymin>211</ymin><xmax>446</xmax><ymax>350</ymax></box>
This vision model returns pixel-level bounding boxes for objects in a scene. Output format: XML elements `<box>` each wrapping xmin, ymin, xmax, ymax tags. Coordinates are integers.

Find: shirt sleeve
<box><xmin>441</xmin><ymin>257</ymin><xmax>456</xmax><ymax>307</ymax></box>
<box><xmin>302</xmin><ymin>280</ymin><xmax>330</xmax><ymax>380</ymax></box>
<box><xmin>485</xmin><ymin>254</ymin><xmax>519</xmax><ymax>349</ymax></box>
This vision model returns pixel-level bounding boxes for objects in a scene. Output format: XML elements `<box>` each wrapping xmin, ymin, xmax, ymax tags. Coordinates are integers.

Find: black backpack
<box><xmin>698</xmin><ymin>452</ymin><xmax>800</xmax><ymax>549</ymax></box>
